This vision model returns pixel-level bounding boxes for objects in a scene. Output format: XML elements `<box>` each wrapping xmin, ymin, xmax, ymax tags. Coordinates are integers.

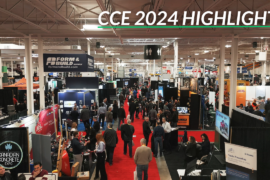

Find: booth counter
<box><xmin>178</xmin><ymin>114</ymin><xmax>190</xmax><ymax>126</ymax></box>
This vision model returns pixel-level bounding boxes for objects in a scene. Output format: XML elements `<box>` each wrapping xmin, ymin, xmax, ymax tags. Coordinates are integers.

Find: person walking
<box><xmin>70</xmin><ymin>107</ymin><xmax>79</xmax><ymax>124</ymax></box>
<box><xmin>94</xmin><ymin>134</ymin><xmax>107</xmax><ymax>180</ymax></box>
<box><xmin>142</xmin><ymin>116</ymin><xmax>151</xmax><ymax>146</ymax></box>
<box><xmin>112</xmin><ymin>100</ymin><xmax>118</xmax><ymax>122</ymax></box>
<box><xmin>71</xmin><ymin>132</ymin><xmax>88</xmax><ymax>172</ymax></box>
<box><xmin>105</xmin><ymin>106</ymin><xmax>113</xmax><ymax>124</ymax></box>
<box><xmin>119</xmin><ymin>93</ymin><xmax>124</xmax><ymax>105</ymax></box>
<box><xmin>149</xmin><ymin>107</ymin><xmax>157</xmax><ymax>128</ymax></box>
<box><xmin>80</xmin><ymin>105</ymin><xmax>91</xmax><ymax>128</ymax></box>
<box><xmin>98</xmin><ymin>104</ymin><xmax>107</xmax><ymax>128</ymax></box>
<box><xmin>92</xmin><ymin>116</ymin><xmax>100</xmax><ymax>133</ymax></box>
<box><xmin>85</xmin><ymin>126</ymin><xmax>97</xmax><ymax>163</ymax></box>
<box><xmin>134</xmin><ymin>138</ymin><xmax>152</xmax><ymax>180</ymax></box>
<box><xmin>170</xmin><ymin>107</ymin><xmax>178</xmax><ymax>127</ymax></box>
<box><xmin>103</xmin><ymin>123</ymin><xmax>118</xmax><ymax>165</ymax></box>
<box><xmin>153</xmin><ymin>122</ymin><xmax>165</xmax><ymax>158</ymax></box>
<box><xmin>129</xmin><ymin>99</ymin><xmax>136</xmax><ymax>122</ymax></box>
<box><xmin>121</xmin><ymin>119</ymin><xmax>135</xmax><ymax>158</ymax></box>
<box><xmin>117</xmin><ymin>104</ymin><xmax>126</xmax><ymax>130</ymax></box>
<box><xmin>162</xmin><ymin>117</ymin><xmax>172</xmax><ymax>154</ymax></box>
<box><xmin>91</xmin><ymin>102</ymin><xmax>98</xmax><ymax>125</ymax></box>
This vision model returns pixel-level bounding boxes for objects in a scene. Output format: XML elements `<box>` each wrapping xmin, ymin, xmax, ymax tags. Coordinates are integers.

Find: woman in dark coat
<box><xmin>199</xmin><ymin>133</ymin><xmax>211</xmax><ymax>158</ymax></box>
<box><xmin>113</xmin><ymin>100</ymin><xmax>118</xmax><ymax>121</ymax></box>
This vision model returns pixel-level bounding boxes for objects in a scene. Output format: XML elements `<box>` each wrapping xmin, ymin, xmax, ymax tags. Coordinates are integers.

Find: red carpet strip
<box><xmin>105</xmin><ymin>98</ymin><xmax>160</xmax><ymax>180</ymax></box>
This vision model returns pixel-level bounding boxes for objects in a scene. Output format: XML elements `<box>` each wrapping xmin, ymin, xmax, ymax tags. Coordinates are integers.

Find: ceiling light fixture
<box><xmin>195</xmin><ymin>53</ymin><xmax>199</xmax><ymax>55</ymax></box>
<box><xmin>82</xmin><ymin>25</ymin><xmax>102</xmax><ymax>30</ymax></box>
<box><xmin>100</xmin><ymin>45</ymin><xmax>105</xmax><ymax>48</ymax></box>
<box><xmin>204</xmin><ymin>50</ymin><xmax>209</xmax><ymax>53</ymax></box>
<box><xmin>225</xmin><ymin>45</ymin><xmax>231</xmax><ymax>48</ymax></box>
<box><xmin>162</xmin><ymin>45</ymin><xmax>167</xmax><ymax>48</ymax></box>
<box><xmin>255</xmin><ymin>50</ymin><xmax>260</xmax><ymax>53</ymax></box>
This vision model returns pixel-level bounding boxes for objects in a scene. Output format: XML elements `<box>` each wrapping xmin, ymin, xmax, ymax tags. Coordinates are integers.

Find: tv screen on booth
<box><xmin>177</xmin><ymin>107</ymin><xmax>188</xmax><ymax>114</ymax></box>
<box><xmin>64</xmin><ymin>101</ymin><xmax>76</xmax><ymax>108</ymax></box>
<box><xmin>215</xmin><ymin>110</ymin><xmax>230</xmax><ymax>140</ymax></box>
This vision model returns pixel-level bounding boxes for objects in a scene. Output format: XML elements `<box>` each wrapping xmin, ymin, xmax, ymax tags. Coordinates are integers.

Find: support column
<box><xmin>203</xmin><ymin>62</ymin><xmax>206</xmax><ymax>77</ymax></box>
<box><xmin>11</xmin><ymin>61</ymin><xmax>13</xmax><ymax>77</ymax></box>
<box><xmin>153</xmin><ymin>60</ymin><xmax>155</xmax><ymax>76</ymax></box>
<box><xmin>253</xmin><ymin>61</ymin><xmax>255</xmax><ymax>83</ymax></box>
<box><xmin>174</xmin><ymin>41</ymin><xmax>178</xmax><ymax>78</ymax></box>
<box><xmin>219</xmin><ymin>35</ymin><xmax>225</xmax><ymax>111</ymax></box>
<box><xmin>111</xmin><ymin>57</ymin><xmax>113</xmax><ymax>80</ymax></box>
<box><xmin>103</xmin><ymin>51</ymin><xmax>106</xmax><ymax>81</ymax></box>
<box><xmin>229</xmin><ymin>36</ymin><xmax>238</xmax><ymax>117</ymax></box>
<box><xmin>87</xmin><ymin>41</ymin><xmax>90</xmax><ymax>55</ymax></box>
<box><xmin>38</xmin><ymin>36</ymin><xmax>45</xmax><ymax>109</ymax></box>
<box><xmin>262</xmin><ymin>39</ymin><xmax>268</xmax><ymax>86</ymax></box>
<box><xmin>0</xmin><ymin>52</ymin><xmax>2</xmax><ymax>89</ymax></box>
<box><xmin>161</xmin><ymin>58</ymin><xmax>163</xmax><ymax>80</ymax></box>
<box><xmin>25</xmin><ymin>37</ymin><xmax>34</xmax><ymax>114</ymax></box>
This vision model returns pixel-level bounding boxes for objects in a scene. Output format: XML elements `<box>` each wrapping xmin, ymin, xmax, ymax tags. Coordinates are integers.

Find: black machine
<box><xmin>201</xmin><ymin>168</ymin><xmax>214</xmax><ymax>176</ymax></box>
<box><xmin>185</xmin><ymin>158</ymin><xmax>197</xmax><ymax>176</ymax></box>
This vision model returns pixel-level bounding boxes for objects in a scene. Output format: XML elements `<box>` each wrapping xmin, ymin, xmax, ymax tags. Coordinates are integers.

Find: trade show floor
<box><xmin>104</xmin><ymin>99</ymin><xmax>160</xmax><ymax>180</ymax></box>
<box><xmin>164</xmin><ymin>148</ymin><xmax>226</xmax><ymax>180</ymax></box>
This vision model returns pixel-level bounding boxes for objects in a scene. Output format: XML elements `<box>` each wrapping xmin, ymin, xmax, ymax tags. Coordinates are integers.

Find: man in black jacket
<box><xmin>149</xmin><ymin>108</ymin><xmax>157</xmax><ymax>128</ymax></box>
<box><xmin>143</xmin><ymin>116</ymin><xmax>152</xmax><ymax>146</ymax></box>
<box><xmin>170</xmin><ymin>107</ymin><xmax>178</xmax><ymax>127</ymax></box>
<box><xmin>71</xmin><ymin>132</ymin><xmax>88</xmax><ymax>171</ymax></box>
<box><xmin>245</xmin><ymin>102</ymin><xmax>254</xmax><ymax>113</ymax></box>
<box><xmin>92</xmin><ymin>116</ymin><xmax>100</xmax><ymax>133</ymax></box>
<box><xmin>121</xmin><ymin>119</ymin><xmax>134</xmax><ymax>157</ymax></box>
<box><xmin>80</xmin><ymin>105</ymin><xmax>91</xmax><ymax>128</ymax></box>
<box><xmin>119</xmin><ymin>93</ymin><xmax>124</xmax><ymax>105</ymax></box>
<box><xmin>118</xmin><ymin>104</ymin><xmax>126</xmax><ymax>130</ymax></box>
<box><xmin>135</xmin><ymin>99</ymin><xmax>140</xmax><ymax>119</ymax></box>
<box><xmin>253</xmin><ymin>106</ymin><xmax>263</xmax><ymax>117</ymax></box>
<box><xmin>129</xmin><ymin>99</ymin><xmax>136</xmax><ymax>122</ymax></box>
<box><xmin>104</xmin><ymin>123</ymin><xmax>118</xmax><ymax>165</ymax></box>
<box><xmin>70</xmin><ymin>107</ymin><xmax>79</xmax><ymax>124</ymax></box>
<box><xmin>0</xmin><ymin>166</ymin><xmax>12</xmax><ymax>180</ymax></box>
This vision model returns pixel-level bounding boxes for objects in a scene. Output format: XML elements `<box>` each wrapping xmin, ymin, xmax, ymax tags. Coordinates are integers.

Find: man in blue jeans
<box><xmin>153</xmin><ymin>122</ymin><xmax>165</xmax><ymax>158</ymax></box>
<box><xmin>134</xmin><ymin>138</ymin><xmax>152</xmax><ymax>180</ymax></box>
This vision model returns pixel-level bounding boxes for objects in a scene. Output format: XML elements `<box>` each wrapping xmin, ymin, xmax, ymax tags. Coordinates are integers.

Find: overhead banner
<box><xmin>0</xmin><ymin>128</ymin><xmax>29</xmax><ymax>180</ymax></box>
<box><xmin>144</xmin><ymin>45</ymin><xmax>161</xmax><ymax>59</ymax></box>
<box><xmin>225</xmin><ymin>143</ymin><xmax>257</xmax><ymax>180</ymax></box>
<box><xmin>43</xmin><ymin>54</ymin><xmax>94</xmax><ymax>72</ymax></box>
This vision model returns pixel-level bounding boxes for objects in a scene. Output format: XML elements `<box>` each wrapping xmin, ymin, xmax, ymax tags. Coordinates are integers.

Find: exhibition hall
<box><xmin>1</xmin><ymin>0</ymin><xmax>270</xmax><ymax>180</ymax></box>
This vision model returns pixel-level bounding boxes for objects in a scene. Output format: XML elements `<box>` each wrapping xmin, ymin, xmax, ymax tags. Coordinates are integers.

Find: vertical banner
<box><xmin>225</xmin><ymin>143</ymin><xmax>257</xmax><ymax>180</ymax></box>
<box><xmin>236</xmin><ymin>86</ymin><xmax>246</xmax><ymax>106</ymax></box>
<box><xmin>209</xmin><ymin>91</ymin><xmax>216</xmax><ymax>110</ymax></box>
<box><xmin>0</xmin><ymin>128</ymin><xmax>30</xmax><ymax>180</ymax></box>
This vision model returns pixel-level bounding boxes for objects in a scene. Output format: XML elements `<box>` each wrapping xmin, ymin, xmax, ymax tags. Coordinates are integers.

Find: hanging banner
<box><xmin>144</xmin><ymin>45</ymin><xmax>161</xmax><ymax>59</ymax></box>
<box><xmin>0</xmin><ymin>128</ymin><xmax>29</xmax><ymax>180</ymax></box>
<box><xmin>225</xmin><ymin>143</ymin><xmax>257</xmax><ymax>180</ymax></box>
<box><xmin>43</xmin><ymin>54</ymin><xmax>94</xmax><ymax>72</ymax></box>
<box><xmin>236</xmin><ymin>86</ymin><xmax>246</xmax><ymax>106</ymax></box>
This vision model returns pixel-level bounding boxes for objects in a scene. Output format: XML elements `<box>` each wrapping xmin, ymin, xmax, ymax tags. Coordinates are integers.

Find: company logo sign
<box><xmin>0</xmin><ymin>141</ymin><xmax>23</xmax><ymax>169</ymax></box>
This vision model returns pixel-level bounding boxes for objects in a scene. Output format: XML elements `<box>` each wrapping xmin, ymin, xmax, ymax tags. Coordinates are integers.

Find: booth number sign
<box><xmin>0</xmin><ymin>141</ymin><xmax>23</xmax><ymax>169</ymax></box>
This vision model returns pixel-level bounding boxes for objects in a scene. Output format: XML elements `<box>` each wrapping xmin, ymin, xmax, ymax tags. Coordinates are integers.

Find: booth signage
<box><xmin>225</xmin><ymin>143</ymin><xmax>257</xmax><ymax>180</ymax></box>
<box><xmin>237</xmin><ymin>68</ymin><xmax>248</xmax><ymax>73</ymax></box>
<box><xmin>185</xmin><ymin>66</ymin><xmax>193</xmax><ymax>70</ymax></box>
<box><xmin>43</xmin><ymin>54</ymin><xmax>94</xmax><ymax>72</ymax></box>
<box><xmin>144</xmin><ymin>45</ymin><xmax>161</xmax><ymax>59</ymax></box>
<box><xmin>0</xmin><ymin>141</ymin><xmax>23</xmax><ymax>169</ymax></box>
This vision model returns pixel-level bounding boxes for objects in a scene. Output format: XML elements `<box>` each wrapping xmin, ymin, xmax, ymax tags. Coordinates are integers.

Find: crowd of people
<box><xmin>238</xmin><ymin>98</ymin><xmax>270</xmax><ymax>122</ymax></box>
